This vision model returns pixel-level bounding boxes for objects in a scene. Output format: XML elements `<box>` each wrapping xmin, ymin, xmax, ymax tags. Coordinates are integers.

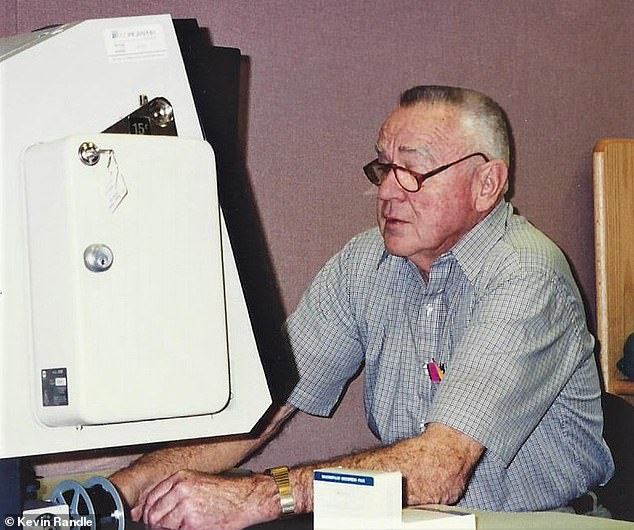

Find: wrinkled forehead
<box><xmin>376</xmin><ymin>103</ymin><xmax>463</xmax><ymax>157</ymax></box>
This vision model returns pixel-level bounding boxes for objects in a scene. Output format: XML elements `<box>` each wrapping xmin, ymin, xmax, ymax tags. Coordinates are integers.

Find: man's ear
<box><xmin>474</xmin><ymin>160</ymin><xmax>508</xmax><ymax>212</ymax></box>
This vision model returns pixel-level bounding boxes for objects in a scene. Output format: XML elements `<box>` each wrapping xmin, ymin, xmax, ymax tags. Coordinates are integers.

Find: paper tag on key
<box><xmin>103</xmin><ymin>150</ymin><xmax>128</xmax><ymax>212</ymax></box>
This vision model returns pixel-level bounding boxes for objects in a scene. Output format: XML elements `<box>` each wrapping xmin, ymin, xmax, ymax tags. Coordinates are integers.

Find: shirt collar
<box><xmin>449</xmin><ymin>200</ymin><xmax>511</xmax><ymax>281</ymax></box>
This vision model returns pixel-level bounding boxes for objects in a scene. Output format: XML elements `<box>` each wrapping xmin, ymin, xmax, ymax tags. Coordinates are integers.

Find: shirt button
<box><xmin>425</xmin><ymin>304</ymin><xmax>434</xmax><ymax>317</ymax></box>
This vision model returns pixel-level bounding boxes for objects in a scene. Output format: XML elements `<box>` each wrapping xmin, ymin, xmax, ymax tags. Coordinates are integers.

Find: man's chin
<box><xmin>382</xmin><ymin>238</ymin><xmax>410</xmax><ymax>258</ymax></box>
<box><xmin>380</xmin><ymin>226</ymin><xmax>419</xmax><ymax>257</ymax></box>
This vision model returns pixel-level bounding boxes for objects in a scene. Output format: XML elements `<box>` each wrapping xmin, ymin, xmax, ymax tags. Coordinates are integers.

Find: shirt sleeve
<box><xmin>427</xmin><ymin>268</ymin><xmax>594</xmax><ymax>466</ymax></box>
<box><xmin>285</xmin><ymin>241</ymin><xmax>365</xmax><ymax>416</ymax></box>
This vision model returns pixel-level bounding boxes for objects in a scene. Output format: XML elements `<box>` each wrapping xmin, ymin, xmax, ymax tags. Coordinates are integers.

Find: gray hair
<box><xmin>399</xmin><ymin>85</ymin><xmax>511</xmax><ymax>165</ymax></box>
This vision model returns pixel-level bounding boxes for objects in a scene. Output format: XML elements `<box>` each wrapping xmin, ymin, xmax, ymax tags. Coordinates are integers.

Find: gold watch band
<box><xmin>266</xmin><ymin>465</ymin><xmax>295</xmax><ymax>515</ymax></box>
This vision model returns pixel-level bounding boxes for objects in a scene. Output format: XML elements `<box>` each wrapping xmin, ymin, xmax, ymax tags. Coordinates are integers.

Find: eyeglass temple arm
<box><xmin>420</xmin><ymin>152</ymin><xmax>490</xmax><ymax>182</ymax></box>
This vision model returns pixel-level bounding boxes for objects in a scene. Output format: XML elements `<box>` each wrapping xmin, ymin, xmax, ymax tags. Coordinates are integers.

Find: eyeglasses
<box><xmin>363</xmin><ymin>152</ymin><xmax>490</xmax><ymax>193</ymax></box>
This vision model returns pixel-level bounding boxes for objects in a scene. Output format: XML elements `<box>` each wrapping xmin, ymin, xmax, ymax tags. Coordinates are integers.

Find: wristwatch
<box><xmin>266</xmin><ymin>465</ymin><xmax>295</xmax><ymax>515</ymax></box>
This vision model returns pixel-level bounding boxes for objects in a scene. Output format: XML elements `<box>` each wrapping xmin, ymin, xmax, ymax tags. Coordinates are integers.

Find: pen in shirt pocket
<box><xmin>426</xmin><ymin>358</ymin><xmax>445</xmax><ymax>383</ymax></box>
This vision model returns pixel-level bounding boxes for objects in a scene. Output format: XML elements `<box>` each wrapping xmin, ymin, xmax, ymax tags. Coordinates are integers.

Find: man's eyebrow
<box><xmin>400</xmin><ymin>145</ymin><xmax>434</xmax><ymax>160</ymax></box>
<box><xmin>374</xmin><ymin>144</ymin><xmax>436</xmax><ymax>165</ymax></box>
<box><xmin>374</xmin><ymin>144</ymin><xmax>433</xmax><ymax>157</ymax></box>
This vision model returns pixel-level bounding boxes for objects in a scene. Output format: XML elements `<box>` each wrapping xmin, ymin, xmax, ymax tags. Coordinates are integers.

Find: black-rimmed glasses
<box><xmin>363</xmin><ymin>152</ymin><xmax>489</xmax><ymax>193</ymax></box>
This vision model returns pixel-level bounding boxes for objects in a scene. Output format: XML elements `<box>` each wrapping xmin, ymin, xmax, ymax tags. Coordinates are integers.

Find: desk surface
<box><xmin>246</xmin><ymin>514</ymin><xmax>312</xmax><ymax>529</ymax></box>
<box><xmin>468</xmin><ymin>510</ymin><xmax>632</xmax><ymax>529</ymax></box>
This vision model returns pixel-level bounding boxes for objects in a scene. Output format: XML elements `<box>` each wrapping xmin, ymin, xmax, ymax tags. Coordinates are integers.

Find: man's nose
<box><xmin>377</xmin><ymin>168</ymin><xmax>405</xmax><ymax>200</ymax></box>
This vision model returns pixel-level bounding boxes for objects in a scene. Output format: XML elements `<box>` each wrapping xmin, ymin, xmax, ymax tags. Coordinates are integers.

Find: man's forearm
<box><xmin>289</xmin><ymin>422</ymin><xmax>484</xmax><ymax>513</ymax></box>
<box><xmin>110</xmin><ymin>434</ymin><xmax>262</xmax><ymax>507</ymax></box>
<box><xmin>110</xmin><ymin>404</ymin><xmax>297</xmax><ymax>507</ymax></box>
<box><xmin>133</xmin><ymin>420</ymin><xmax>484</xmax><ymax>529</ymax></box>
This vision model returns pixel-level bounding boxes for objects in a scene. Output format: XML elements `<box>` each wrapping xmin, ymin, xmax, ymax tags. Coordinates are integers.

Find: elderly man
<box><xmin>111</xmin><ymin>86</ymin><xmax>614</xmax><ymax>529</ymax></box>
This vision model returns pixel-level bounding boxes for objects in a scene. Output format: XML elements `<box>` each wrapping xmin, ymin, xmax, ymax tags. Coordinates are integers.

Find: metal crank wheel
<box><xmin>49</xmin><ymin>479</ymin><xmax>95</xmax><ymax>525</ymax></box>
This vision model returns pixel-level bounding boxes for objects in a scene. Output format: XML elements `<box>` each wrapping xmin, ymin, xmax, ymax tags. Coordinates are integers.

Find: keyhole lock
<box><xmin>84</xmin><ymin>244</ymin><xmax>114</xmax><ymax>272</ymax></box>
<box><xmin>78</xmin><ymin>141</ymin><xmax>102</xmax><ymax>166</ymax></box>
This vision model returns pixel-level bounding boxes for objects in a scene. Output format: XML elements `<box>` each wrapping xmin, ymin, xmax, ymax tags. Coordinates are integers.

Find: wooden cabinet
<box><xmin>594</xmin><ymin>138</ymin><xmax>634</xmax><ymax>395</ymax></box>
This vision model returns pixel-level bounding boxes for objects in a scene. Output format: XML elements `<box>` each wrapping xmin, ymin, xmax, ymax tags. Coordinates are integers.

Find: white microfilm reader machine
<box><xmin>0</xmin><ymin>15</ymin><xmax>294</xmax><ymax>527</ymax></box>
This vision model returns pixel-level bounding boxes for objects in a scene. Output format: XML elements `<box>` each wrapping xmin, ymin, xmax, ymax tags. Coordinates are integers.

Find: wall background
<box><xmin>2</xmin><ymin>0</ymin><xmax>634</xmax><ymax>476</ymax></box>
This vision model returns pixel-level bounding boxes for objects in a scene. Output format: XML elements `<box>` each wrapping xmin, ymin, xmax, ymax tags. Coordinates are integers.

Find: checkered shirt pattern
<box><xmin>285</xmin><ymin>201</ymin><xmax>614</xmax><ymax>511</ymax></box>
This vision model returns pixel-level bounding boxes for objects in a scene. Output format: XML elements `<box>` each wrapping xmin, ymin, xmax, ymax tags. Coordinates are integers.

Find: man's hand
<box><xmin>136</xmin><ymin>470</ymin><xmax>279</xmax><ymax>530</ymax></box>
<box><xmin>110</xmin><ymin>460</ymin><xmax>168</xmax><ymax>510</ymax></box>
<box><xmin>109</xmin><ymin>405</ymin><xmax>298</xmax><ymax>513</ymax></box>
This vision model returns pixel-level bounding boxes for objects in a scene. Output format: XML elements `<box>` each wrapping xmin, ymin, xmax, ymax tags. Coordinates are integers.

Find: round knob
<box><xmin>84</xmin><ymin>244</ymin><xmax>114</xmax><ymax>273</ymax></box>
<box><xmin>78</xmin><ymin>142</ymin><xmax>101</xmax><ymax>166</ymax></box>
<box><xmin>148</xmin><ymin>97</ymin><xmax>174</xmax><ymax>128</ymax></box>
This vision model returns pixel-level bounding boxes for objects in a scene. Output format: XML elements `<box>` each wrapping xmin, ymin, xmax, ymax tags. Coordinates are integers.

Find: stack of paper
<box><xmin>402</xmin><ymin>506</ymin><xmax>476</xmax><ymax>529</ymax></box>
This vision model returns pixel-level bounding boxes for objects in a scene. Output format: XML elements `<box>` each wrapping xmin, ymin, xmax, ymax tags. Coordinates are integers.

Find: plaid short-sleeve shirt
<box><xmin>285</xmin><ymin>201</ymin><xmax>614</xmax><ymax>511</ymax></box>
